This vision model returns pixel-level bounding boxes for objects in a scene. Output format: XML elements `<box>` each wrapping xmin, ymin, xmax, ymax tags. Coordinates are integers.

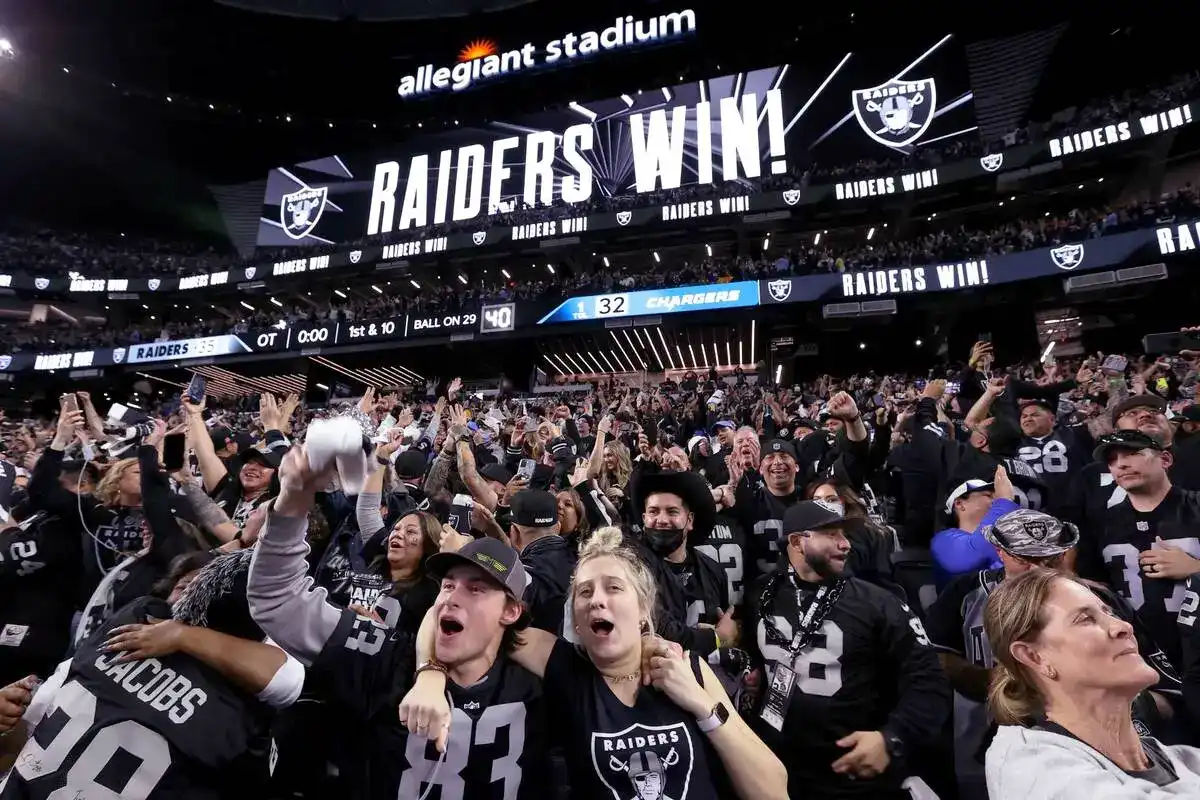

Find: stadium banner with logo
<box><xmin>759</xmin><ymin>224</ymin><xmax>1166</xmax><ymax>305</ymax></box>
<box><xmin>4</xmin><ymin>221</ymin><xmax>1191</xmax><ymax>374</ymax></box>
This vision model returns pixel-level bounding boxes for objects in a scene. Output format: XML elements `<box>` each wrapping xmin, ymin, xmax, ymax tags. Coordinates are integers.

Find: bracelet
<box><xmin>415</xmin><ymin>659</ymin><xmax>449</xmax><ymax>679</ymax></box>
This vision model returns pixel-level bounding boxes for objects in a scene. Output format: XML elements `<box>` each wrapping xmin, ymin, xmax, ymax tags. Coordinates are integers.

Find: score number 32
<box><xmin>593</xmin><ymin>294</ymin><xmax>629</xmax><ymax>318</ymax></box>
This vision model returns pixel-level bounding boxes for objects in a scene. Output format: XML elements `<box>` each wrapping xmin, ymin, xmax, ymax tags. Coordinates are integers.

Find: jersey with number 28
<box><xmin>0</xmin><ymin>597</ymin><xmax>266</xmax><ymax>800</ymax></box>
<box><xmin>305</xmin><ymin>607</ymin><xmax>548</xmax><ymax>800</ymax></box>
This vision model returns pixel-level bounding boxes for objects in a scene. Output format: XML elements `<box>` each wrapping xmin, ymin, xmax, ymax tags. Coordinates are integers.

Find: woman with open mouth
<box><xmin>409</xmin><ymin>525</ymin><xmax>787</xmax><ymax>799</ymax></box>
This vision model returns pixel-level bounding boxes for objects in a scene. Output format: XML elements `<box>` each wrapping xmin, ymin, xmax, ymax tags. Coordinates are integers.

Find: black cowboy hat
<box><xmin>632</xmin><ymin>469</ymin><xmax>717</xmax><ymax>543</ymax></box>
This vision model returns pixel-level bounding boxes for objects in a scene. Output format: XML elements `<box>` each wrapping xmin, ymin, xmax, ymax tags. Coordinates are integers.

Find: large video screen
<box><xmin>259</xmin><ymin>34</ymin><xmax>974</xmax><ymax>246</ymax></box>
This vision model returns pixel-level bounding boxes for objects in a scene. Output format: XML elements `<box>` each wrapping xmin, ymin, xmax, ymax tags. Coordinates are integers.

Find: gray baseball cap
<box><xmin>426</xmin><ymin>537</ymin><xmax>528</xmax><ymax>600</ymax></box>
<box><xmin>983</xmin><ymin>508</ymin><xmax>1079</xmax><ymax>559</ymax></box>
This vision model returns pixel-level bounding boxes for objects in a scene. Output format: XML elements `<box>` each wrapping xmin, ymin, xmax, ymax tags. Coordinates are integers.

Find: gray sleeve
<box><xmin>420</xmin><ymin>414</ymin><xmax>441</xmax><ymax>446</ymax></box>
<box><xmin>356</xmin><ymin>490</ymin><xmax>385</xmax><ymax>547</ymax></box>
<box><xmin>180</xmin><ymin>482</ymin><xmax>231</xmax><ymax>530</ymax></box>
<box><xmin>247</xmin><ymin>510</ymin><xmax>342</xmax><ymax>667</ymax></box>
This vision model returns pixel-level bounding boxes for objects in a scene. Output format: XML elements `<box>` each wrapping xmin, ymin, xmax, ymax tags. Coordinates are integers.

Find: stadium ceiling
<box><xmin>215</xmin><ymin>0</ymin><xmax>540</xmax><ymax>20</ymax></box>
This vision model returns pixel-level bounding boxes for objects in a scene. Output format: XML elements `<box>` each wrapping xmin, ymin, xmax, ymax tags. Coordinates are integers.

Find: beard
<box><xmin>807</xmin><ymin>551</ymin><xmax>846</xmax><ymax>580</ymax></box>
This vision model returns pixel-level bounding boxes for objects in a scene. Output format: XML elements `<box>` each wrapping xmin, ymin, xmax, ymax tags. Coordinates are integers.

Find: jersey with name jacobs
<box><xmin>0</xmin><ymin>597</ymin><xmax>269</xmax><ymax>800</ymax></box>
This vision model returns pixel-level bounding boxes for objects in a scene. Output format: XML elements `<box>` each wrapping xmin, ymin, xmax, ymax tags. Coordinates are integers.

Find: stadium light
<box><xmin>501</xmin><ymin>269</ymin><xmax>511</xmax><ymax>279</ymax></box>
<box><xmin>240</xmin><ymin>301</ymin><xmax>255</xmax><ymax>311</ymax></box>
<box><xmin>457</xmin><ymin>274</ymin><xmax>467</xmax><ymax>285</ymax></box>
<box><xmin>653</xmin><ymin>252</ymin><xmax>660</xmax><ymax>263</ymax></box>
<box><xmin>620</xmin><ymin>94</ymin><xmax>634</xmax><ymax>107</ymax></box>
<box><xmin>333</xmin><ymin>289</ymin><xmax>347</xmax><ymax>298</ymax></box>
<box><xmin>867</xmin><ymin>227</ymin><xmax>875</xmax><ymax>240</ymax></box>
<box><xmin>409</xmin><ymin>279</ymin><xmax>421</xmax><ymax>289</ymax></box>
<box><xmin>568</xmin><ymin>101</ymin><xmax>596</xmax><ymax>121</ymax></box>
<box><xmin>602</xmin><ymin>256</ymin><xmax>610</xmax><ymax>267</ymax></box>
<box><xmin>270</xmin><ymin>297</ymin><xmax>283</xmax><ymax>308</ymax></box>
<box><xmin>661</xmin><ymin>87</ymin><xmax>672</xmax><ymax>102</ymax></box>
<box><xmin>546</xmin><ymin>264</ymin><xmax>555</xmax><ymax>274</ymax></box>
<box><xmin>371</xmin><ymin>285</ymin><xmax>383</xmax><ymax>294</ymax></box>
<box><xmin>705</xmin><ymin>244</ymin><xmax>712</xmax><ymax>257</ymax></box>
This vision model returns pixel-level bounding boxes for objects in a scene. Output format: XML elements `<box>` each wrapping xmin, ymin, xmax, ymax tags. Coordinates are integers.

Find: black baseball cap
<box><xmin>392</xmin><ymin>449</ymin><xmax>428</xmax><ymax>479</ymax></box>
<box><xmin>426</xmin><ymin>538</ymin><xmax>528</xmax><ymax>600</ymax></box>
<box><xmin>479</xmin><ymin>462</ymin><xmax>514</xmax><ymax>485</ymax></box>
<box><xmin>549</xmin><ymin>436</ymin><xmax>577</xmax><ymax>461</ymax></box>
<box><xmin>1173</xmin><ymin>404</ymin><xmax>1200</xmax><ymax>424</ymax></box>
<box><xmin>782</xmin><ymin>500</ymin><xmax>865</xmax><ymax>536</ymax></box>
<box><xmin>240</xmin><ymin>445</ymin><xmax>282</xmax><ymax>469</ymax></box>
<box><xmin>1020</xmin><ymin>398</ymin><xmax>1056</xmax><ymax>414</ymax></box>
<box><xmin>760</xmin><ymin>439</ymin><xmax>797</xmax><ymax>460</ymax></box>
<box><xmin>511</xmin><ymin>490</ymin><xmax>558</xmax><ymax>527</ymax></box>
<box><xmin>210</xmin><ymin>427</ymin><xmax>235</xmax><ymax>451</ymax></box>
<box><xmin>1093</xmin><ymin>429</ymin><xmax>1165</xmax><ymax>461</ymax></box>
<box><xmin>1110</xmin><ymin>394</ymin><xmax>1167</xmax><ymax>425</ymax></box>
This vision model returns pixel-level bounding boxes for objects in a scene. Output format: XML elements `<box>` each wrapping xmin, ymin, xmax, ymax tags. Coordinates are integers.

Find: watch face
<box><xmin>715</xmin><ymin>703</ymin><xmax>730</xmax><ymax>723</ymax></box>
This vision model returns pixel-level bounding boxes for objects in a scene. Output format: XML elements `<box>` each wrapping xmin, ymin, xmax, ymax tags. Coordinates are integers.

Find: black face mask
<box><xmin>645</xmin><ymin>526</ymin><xmax>687</xmax><ymax>556</ymax></box>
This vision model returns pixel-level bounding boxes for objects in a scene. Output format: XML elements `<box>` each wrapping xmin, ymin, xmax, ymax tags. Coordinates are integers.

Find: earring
<box><xmin>639</xmin><ymin>619</ymin><xmax>650</xmax><ymax>636</ymax></box>
<box><xmin>1046</xmin><ymin>666</ymin><xmax>1058</xmax><ymax>680</ymax></box>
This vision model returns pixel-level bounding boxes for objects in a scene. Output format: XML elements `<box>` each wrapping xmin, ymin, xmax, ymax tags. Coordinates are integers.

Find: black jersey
<box><xmin>733</xmin><ymin>475</ymin><xmax>804</xmax><ymax>582</ymax></box>
<box><xmin>693</xmin><ymin>514</ymin><xmax>746</xmax><ymax>607</ymax></box>
<box><xmin>0</xmin><ymin>511</ymin><xmax>83</xmax><ymax>684</ymax></box>
<box><xmin>542</xmin><ymin>639</ymin><xmax>731</xmax><ymax>800</ymax></box>
<box><xmin>0</xmin><ymin>597</ymin><xmax>268</xmax><ymax>800</ymax></box>
<box><xmin>1017</xmin><ymin>425</ymin><xmax>1092</xmax><ymax>516</ymax></box>
<box><xmin>1101</xmin><ymin>486</ymin><xmax>1200</xmax><ymax>669</ymax></box>
<box><xmin>307</xmin><ymin>607</ymin><xmax>548</xmax><ymax>800</ymax></box>
<box><xmin>1178</xmin><ymin>575</ymin><xmax>1200</xmax><ymax>725</ymax></box>
<box><xmin>745</xmin><ymin>573</ymin><xmax>950</xmax><ymax>799</ymax></box>
<box><xmin>666</xmin><ymin>550</ymin><xmax>728</xmax><ymax>629</ymax></box>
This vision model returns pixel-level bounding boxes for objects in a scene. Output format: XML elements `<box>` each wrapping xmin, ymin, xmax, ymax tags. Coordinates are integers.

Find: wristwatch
<box><xmin>882</xmin><ymin>729</ymin><xmax>906</xmax><ymax>762</ymax></box>
<box><xmin>696</xmin><ymin>702</ymin><xmax>729</xmax><ymax>733</ymax></box>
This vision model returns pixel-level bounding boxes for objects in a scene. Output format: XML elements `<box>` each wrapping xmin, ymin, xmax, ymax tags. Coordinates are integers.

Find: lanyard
<box><xmin>762</xmin><ymin>568</ymin><xmax>845</xmax><ymax>660</ymax></box>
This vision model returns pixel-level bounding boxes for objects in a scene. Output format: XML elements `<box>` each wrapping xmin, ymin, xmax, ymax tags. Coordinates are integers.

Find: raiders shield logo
<box><xmin>147</xmin><ymin>279</ymin><xmax>160</xmax><ymax>291</ymax></box>
<box><xmin>767</xmin><ymin>279</ymin><xmax>792</xmax><ymax>302</ymax></box>
<box><xmin>591</xmin><ymin>722</ymin><xmax>694</xmax><ymax>800</ymax></box>
<box><xmin>852</xmin><ymin>78</ymin><xmax>937</xmax><ymax>148</ymax></box>
<box><xmin>1023</xmin><ymin>520</ymin><xmax>1049</xmax><ymax>541</ymax></box>
<box><xmin>245</xmin><ymin>267</ymin><xmax>257</xmax><ymax>280</ymax></box>
<box><xmin>616</xmin><ymin>211</ymin><xmax>633</xmax><ymax>226</ymax></box>
<box><xmin>349</xmin><ymin>249</ymin><xmax>362</xmax><ymax>264</ymax></box>
<box><xmin>111</xmin><ymin>347</ymin><xmax>126</xmax><ymax>364</ymax></box>
<box><xmin>980</xmin><ymin>153</ymin><xmax>1004</xmax><ymax>172</ymax></box>
<box><xmin>472</xmin><ymin>231</ymin><xmax>486</xmax><ymax>246</ymax></box>
<box><xmin>34</xmin><ymin>278</ymin><xmax>49</xmax><ymax>291</ymax></box>
<box><xmin>280</xmin><ymin>186</ymin><xmax>328</xmax><ymax>240</ymax></box>
<box><xmin>781</xmin><ymin>189</ymin><xmax>801</xmax><ymax>206</ymax></box>
<box><xmin>1050</xmin><ymin>243</ymin><xmax>1084</xmax><ymax>271</ymax></box>
<box><xmin>0</xmin><ymin>355</ymin><xmax>11</xmax><ymax>371</ymax></box>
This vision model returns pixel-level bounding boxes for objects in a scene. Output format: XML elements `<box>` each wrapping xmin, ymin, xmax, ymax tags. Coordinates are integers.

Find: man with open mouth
<box><xmin>247</xmin><ymin>445</ymin><xmax>552</xmax><ymax>800</ymax></box>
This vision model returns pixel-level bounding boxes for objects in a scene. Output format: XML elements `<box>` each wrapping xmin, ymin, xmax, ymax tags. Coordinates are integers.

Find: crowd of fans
<box><xmin>7</xmin><ymin>186</ymin><xmax>1196</xmax><ymax>355</ymax></box>
<box><xmin>0</xmin><ymin>70</ymin><xmax>1195</xmax><ymax>285</ymax></box>
<box><xmin>2</xmin><ymin>331</ymin><xmax>1200</xmax><ymax>798</ymax></box>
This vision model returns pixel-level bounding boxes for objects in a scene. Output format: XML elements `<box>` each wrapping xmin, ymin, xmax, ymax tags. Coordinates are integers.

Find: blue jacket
<box><xmin>930</xmin><ymin>497</ymin><xmax>1019</xmax><ymax>589</ymax></box>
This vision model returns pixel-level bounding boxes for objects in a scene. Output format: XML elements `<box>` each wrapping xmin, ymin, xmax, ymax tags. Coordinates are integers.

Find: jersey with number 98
<box><xmin>0</xmin><ymin>597</ymin><xmax>269</xmax><ymax>800</ymax></box>
<box><xmin>305</xmin><ymin>607</ymin><xmax>550</xmax><ymax>800</ymax></box>
<box><xmin>744</xmin><ymin>576</ymin><xmax>950</xmax><ymax>797</ymax></box>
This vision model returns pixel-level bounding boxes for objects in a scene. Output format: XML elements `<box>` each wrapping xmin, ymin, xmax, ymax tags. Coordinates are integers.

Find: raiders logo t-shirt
<box><xmin>542</xmin><ymin>638</ymin><xmax>729</xmax><ymax>800</ymax></box>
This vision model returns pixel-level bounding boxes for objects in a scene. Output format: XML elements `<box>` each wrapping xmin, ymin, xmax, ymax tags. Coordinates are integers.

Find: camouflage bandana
<box><xmin>983</xmin><ymin>508</ymin><xmax>1079</xmax><ymax>559</ymax></box>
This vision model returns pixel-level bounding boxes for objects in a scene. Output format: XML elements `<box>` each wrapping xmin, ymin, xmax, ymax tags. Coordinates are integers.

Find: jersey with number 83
<box><xmin>305</xmin><ymin>607</ymin><xmax>549</xmax><ymax>800</ymax></box>
<box><xmin>745</xmin><ymin>576</ymin><xmax>950</xmax><ymax>796</ymax></box>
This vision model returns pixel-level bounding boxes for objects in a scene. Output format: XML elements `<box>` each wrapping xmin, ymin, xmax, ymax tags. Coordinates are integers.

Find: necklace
<box><xmin>602</xmin><ymin>670</ymin><xmax>642</xmax><ymax>683</ymax></box>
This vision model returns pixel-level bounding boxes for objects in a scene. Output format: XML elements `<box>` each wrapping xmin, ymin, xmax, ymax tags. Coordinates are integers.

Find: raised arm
<box><xmin>182</xmin><ymin>396</ymin><xmax>228</xmax><ymax>494</ymax></box>
<box><xmin>246</xmin><ymin>447</ymin><xmax>341</xmax><ymax>666</ymax></box>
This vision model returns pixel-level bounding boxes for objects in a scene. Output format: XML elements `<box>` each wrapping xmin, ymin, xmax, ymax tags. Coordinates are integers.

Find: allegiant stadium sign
<box><xmin>397</xmin><ymin>10</ymin><xmax>697</xmax><ymax>97</ymax></box>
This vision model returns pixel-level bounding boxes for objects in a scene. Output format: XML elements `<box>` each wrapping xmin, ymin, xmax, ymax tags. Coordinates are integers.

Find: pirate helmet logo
<box><xmin>1050</xmin><ymin>243</ymin><xmax>1085</xmax><ymax>271</ymax></box>
<box><xmin>34</xmin><ymin>278</ymin><xmax>49</xmax><ymax>291</ymax></box>
<box><xmin>781</xmin><ymin>189</ymin><xmax>801</xmax><ymax>206</ymax></box>
<box><xmin>280</xmin><ymin>186</ymin><xmax>328</xmax><ymax>240</ymax></box>
<box><xmin>147</xmin><ymin>279</ymin><xmax>160</xmax><ymax>291</ymax></box>
<box><xmin>767</xmin><ymin>279</ymin><xmax>792</xmax><ymax>302</ymax></box>
<box><xmin>980</xmin><ymin>153</ymin><xmax>1004</xmax><ymax>172</ymax></box>
<box><xmin>472</xmin><ymin>231</ymin><xmax>486</xmax><ymax>246</ymax></box>
<box><xmin>852</xmin><ymin>78</ymin><xmax>938</xmax><ymax>148</ymax></box>
<box><xmin>1023</xmin><ymin>519</ymin><xmax>1049</xmax><ymax>541</ymax></box>
<box><xmin>591</xmin><ymin>722</ymin><xmax>694</xmax><ymax>800</ymax></box>
<box><xmin>349</xmin><ymin>249</ymin><xmax>362</xmax><ymax>264</ymax></box>
<box><xmin>245</xmin><ymin>267</ymin><xmax>257</xmax><ymax>280</ymax></box>
<box><xmin>0</xmin><ymin>355</ymin><xmax>11</xmax><ymax>371</ymax></box>
<box><xmin>111</xmin><ymin>347</ymin><xmax>126</xmax><ymax>364</ymax></box>
<box><xmin>616</xmin><ymin>211</ymin><xmax>633</xmax><ymax>226</ymax></box>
